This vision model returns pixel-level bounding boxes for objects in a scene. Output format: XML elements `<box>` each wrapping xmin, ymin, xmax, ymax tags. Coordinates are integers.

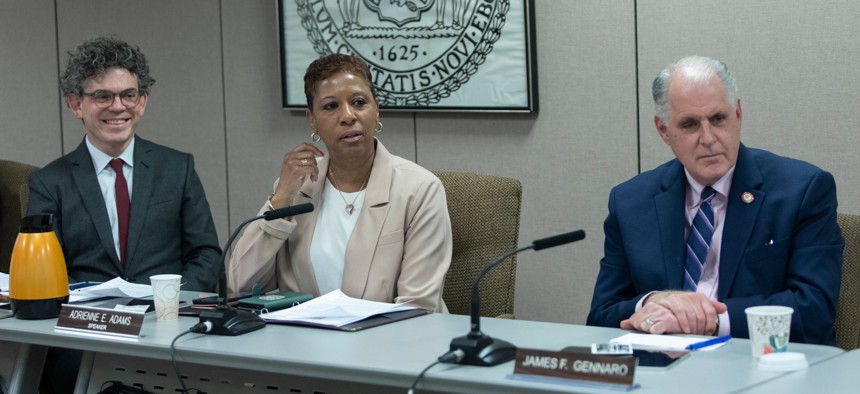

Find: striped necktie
<box><xmin>684</xmin><ymin>187</ymin><xmax>716</xmax><ymax>291</ymax></box>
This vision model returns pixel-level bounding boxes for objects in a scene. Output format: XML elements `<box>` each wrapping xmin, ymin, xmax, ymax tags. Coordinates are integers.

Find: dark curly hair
<box><xmin>61</xmin><ymin>36</ymin><xmax>156</xmax><ymax>96</ymax></box>
<box><xmin>303</xmin><ymin>53</ymin><xmax>375</xmax><ymax>110</ymax></box>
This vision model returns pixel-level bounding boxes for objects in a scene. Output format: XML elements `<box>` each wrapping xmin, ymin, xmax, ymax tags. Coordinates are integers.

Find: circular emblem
<box><xmin>742</xmin><ymin>192</ymin><xmax>754</xmax><ymax>204</ymax></box>
<box><xmin>296</xmin><ymin>0</ymin><xmax>510</xmax><ymax>107</ymax></box>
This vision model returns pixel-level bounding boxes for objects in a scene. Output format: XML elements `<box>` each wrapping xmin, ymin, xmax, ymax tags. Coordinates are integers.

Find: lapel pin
<box><xmin>741</xmin><ymin>192</ymin><xmax>754</xmax><ymax>204</ymax></box>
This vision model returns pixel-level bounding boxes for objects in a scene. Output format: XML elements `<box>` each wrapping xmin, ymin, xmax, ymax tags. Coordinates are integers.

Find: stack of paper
<box><xmin>0</xmin><ymin>272</ymin><xmax>9</xmax><ymax>305</ymax></box>
<box><xmin>610</xmin><ymin>333</ymin><xmax>728</xmax><ymax>351</ymax></box>
<box><xmin>261</xmin><ymin>290</ymin><xmax>417</xmax><ymax>328</ymax></box>
<box><xmin>69</xmin><ymin>277</ymin><xmax>153</xmax><ymax>303</ymax></box>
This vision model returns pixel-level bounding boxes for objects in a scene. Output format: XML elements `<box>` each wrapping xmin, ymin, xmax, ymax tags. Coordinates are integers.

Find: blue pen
<box><xmin>686</xmin><ymin>335</ymin><xmax>732</xmax><ymax>350</ymax></box>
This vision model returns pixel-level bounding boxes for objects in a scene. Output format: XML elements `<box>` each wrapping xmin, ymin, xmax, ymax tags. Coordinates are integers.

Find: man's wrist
<box><xmin>642</xmin><ymin>291</ymin><xmax>660</xmax><ymax>305</ymax></box>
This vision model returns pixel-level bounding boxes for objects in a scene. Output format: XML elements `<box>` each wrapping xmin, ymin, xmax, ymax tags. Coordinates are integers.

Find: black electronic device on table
<box><xmin>562</xmin><ymin>346</ymin><xmax>690</xmax><ymax>369</ymax></box>
<box><xmin>192</xmin><ymin>292</ymin><xmax>252</xmax><ymax>305</ymax></box>
<box><xmin>85</xmin><ymin>297</ymin><xmax>158</xmax><ymax>313</ymax></box>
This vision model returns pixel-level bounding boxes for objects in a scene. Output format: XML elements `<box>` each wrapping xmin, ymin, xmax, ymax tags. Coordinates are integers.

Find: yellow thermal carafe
<box><xmin>9</xmin><ymin>214</ymin><xmax>69</xmax><ymax>319</ymax></box>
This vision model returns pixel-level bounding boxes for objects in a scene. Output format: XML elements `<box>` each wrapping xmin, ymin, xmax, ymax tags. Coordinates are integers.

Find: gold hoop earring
<box><xmin>375</xmin><ymin>120</ymin><xmax>383</xmax><ymax>134</ymax></box>
<box><xmin>311</xmin><ymin>131</ymin><xmax>321</xmax><ymax>143</ymax></box>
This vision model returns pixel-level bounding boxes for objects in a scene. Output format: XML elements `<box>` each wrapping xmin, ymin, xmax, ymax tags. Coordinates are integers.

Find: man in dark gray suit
<box><xmin>27</xmin><ymin>36</ymin><xmax>221</xmax><ymax>393</ymax></box>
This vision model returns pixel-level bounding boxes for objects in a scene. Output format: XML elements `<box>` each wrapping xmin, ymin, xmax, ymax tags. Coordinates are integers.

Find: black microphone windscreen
<box><xmin>263</xmin><ymin>203</ymin><xmax>314</xmax><ymax>221</ymax></box>
<box><xmin>532</xmin><ymin>230</ymin><xmax>585</xmax><ymax>251</ymax></box>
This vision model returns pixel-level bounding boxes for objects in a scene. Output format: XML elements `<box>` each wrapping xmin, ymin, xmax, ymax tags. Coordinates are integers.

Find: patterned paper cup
<box><xmin>150</xmin><ymin>274</ymin><xmax>182</xmax><ymax>321</ymax></box>
<box><xmin>745</xmin><ymin>306</ymin><xmax>793</xmax><ymax>358</ymax></box>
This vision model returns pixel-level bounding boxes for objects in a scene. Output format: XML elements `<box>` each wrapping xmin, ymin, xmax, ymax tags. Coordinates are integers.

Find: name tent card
<box><xmin>512</xmin><ymin>348</ymin><xmax>638</xmax><ymax>389</ymax></box>
<box><xmin>56</xmin><ymin>304</ymin><xmax>144</xmax><ymax>340</ymax></box>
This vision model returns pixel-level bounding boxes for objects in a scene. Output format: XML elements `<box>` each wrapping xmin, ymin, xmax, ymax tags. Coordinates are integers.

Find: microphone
<box><xmin>263</xmin><ymin>203</ymin><xmax>314</xmax><ymax>221</ymax></box>
<box><xmin>198</xmin><ymin>202</ymin><xmax>314</xmax><ymax>335</ymax></box>
<box><xmin>533</xmin><ymin>230</ymin><xmax>585</xmax><ymax>251</ymax></box>
<box><xmin>449</xmin><ymin>229</ymin><xmax>585</xmax><ymax>366</ymax></box>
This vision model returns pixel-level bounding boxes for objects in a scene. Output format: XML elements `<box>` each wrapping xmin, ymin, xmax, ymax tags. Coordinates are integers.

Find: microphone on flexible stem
<box><xmin>449</xmin><ymin>229</ymin><xmax>585</xmax><ymax>366</ymax></box>
<box><xmin>198</xmin><ymin>203</ymin><xmax>314</xmax><ymax>336</ymax></box>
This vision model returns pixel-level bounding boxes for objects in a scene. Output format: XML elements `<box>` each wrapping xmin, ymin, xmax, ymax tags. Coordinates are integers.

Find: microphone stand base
<box><xmin>450</xmin><ymin>333</ymin><xmax>517</xmax><ymax>366</ymax></box>
<box><xmin>198</xmin><ymin>307</ymin><xmax>266</xmax><ymax>336</ymax></box>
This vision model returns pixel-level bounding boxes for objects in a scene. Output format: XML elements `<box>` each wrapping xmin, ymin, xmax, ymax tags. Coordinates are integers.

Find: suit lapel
<box><xmin>126</xmin><ymin>138</ymin><xmax>154</xmax><ymax>269</ymax></box>
<box><xmin>341</xmin><ymin>141</ymin><xmax>391</xmax><ymax>298</ymax></box>
<box><xmin>718</xmin><ymin>144</ymin><xmax>763</xmax><ymax>299</ymax></box>
<box><xmin>69</xmin><ymin>140</ymin><xmax>122</xmax><ymax>269</ymax></box>
<box><xmin>655</xmin><ymin>162</ymin><xmax>688</xmax><ymax>290</ymax></box>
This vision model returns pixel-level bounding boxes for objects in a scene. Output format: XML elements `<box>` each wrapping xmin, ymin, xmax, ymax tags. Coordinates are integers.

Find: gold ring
<box><xmin>300</xmin><ymin>159</ymin><xmax>309</xmax><ymax>166</ymax></box>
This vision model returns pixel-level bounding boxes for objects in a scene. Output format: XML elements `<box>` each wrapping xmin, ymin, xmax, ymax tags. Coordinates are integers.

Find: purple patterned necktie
<box><xmin>684</xmin><ymin>187</ymin><xmax>716</xmax><ymax>291</ymax></box>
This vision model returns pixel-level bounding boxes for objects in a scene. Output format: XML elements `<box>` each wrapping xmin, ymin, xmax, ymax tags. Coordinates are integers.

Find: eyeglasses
<box><xmin>80</xmin><ymin>89</ymin><xmax>144</xmax><ymax>108</ymax></box>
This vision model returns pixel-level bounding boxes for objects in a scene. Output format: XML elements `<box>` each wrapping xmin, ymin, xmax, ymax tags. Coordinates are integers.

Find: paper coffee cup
<box><xmin>745</xmin><ymin>306</ymin><xmax>793</xmax><ymax>358</ymax></box>
<box><xmin>150</xmin><ymin>274</ymin><xmax>182</xmax><ymax>321</ymax></box>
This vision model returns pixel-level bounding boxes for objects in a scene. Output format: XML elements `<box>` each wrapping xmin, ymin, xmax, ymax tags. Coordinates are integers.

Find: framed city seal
<box><xmin>279</xmin><ymin>0</ymin><xmax>538</xmax><ymax>113</ymax></box>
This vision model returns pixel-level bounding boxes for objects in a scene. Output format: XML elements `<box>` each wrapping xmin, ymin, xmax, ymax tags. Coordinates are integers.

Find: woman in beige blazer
<box><xmin>228</xmin><ymin>54</ymin><xmax>452</xmax><ymax>312</ymax></box>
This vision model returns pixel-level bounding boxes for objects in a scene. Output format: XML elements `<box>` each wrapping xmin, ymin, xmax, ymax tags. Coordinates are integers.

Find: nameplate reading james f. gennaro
<box><xmin>55</xmin><ymin>304</ymin><xmax>144</xmax><ymax>340</ymax></box>
<box><xmin>513</xmin><ymin>348</ymin><xmax>637</xmax><ymax>387</ymax></box>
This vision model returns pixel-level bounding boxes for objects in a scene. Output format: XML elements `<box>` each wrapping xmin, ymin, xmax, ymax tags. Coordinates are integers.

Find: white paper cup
<box><xmin>150</xmin><ymin>274</ymin><xmax>182</xmax><ymax>321</ymax></box>
<box><xmin>745</xmin><ymin>306</ymin><xmax>793</xmax><ymax>358</ymax></box>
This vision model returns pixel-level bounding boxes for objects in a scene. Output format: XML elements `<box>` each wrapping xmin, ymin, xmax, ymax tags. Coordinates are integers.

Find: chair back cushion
<box><xmin>433</xmin><ymin>171</ymin><xmax>522</xmax><ymax>317</ymax></box>
<box><xmin>835</xmin><ymin>212</ymin><xmax>860</xmax><ymax>350</ymax></box>
<box><xmin>0</xmin><ymin>160</ymin><xmax>40</xmax><ymax>273</ymax></box>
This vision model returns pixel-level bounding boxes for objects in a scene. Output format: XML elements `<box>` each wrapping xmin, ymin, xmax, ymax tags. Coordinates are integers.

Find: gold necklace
<box><xmin>327</xmin><ymin>168</ymin><xmax>371</xmax><ymax>215</ymax></box>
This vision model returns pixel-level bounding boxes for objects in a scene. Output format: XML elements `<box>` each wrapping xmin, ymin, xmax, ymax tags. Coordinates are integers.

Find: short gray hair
<box><xmin>652</xmin><ymin>56</ymin><xmax>738</xmax><ymax>122</ymax></box>
<box><xmin>61</xmin><ymin>36</ymin><xmax>156</xmax><ymax>96</ymax></box>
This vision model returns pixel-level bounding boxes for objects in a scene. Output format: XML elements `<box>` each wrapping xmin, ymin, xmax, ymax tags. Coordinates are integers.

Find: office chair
<box><xmin>433</xmin><ymin>170</ymin><xmax>522</xmax><ymax>319</ymax></box>
<box><xmin>835</xmin><ymin>212</ymin><xmax>860</xmax><ymax>350</ymax></box>
<box><xmin>0</xmin><ymin>159</ymin><xmax>40</xmax><ymax>274</ymax></box>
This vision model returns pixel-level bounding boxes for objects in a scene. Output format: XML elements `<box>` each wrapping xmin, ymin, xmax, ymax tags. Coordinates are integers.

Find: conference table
<box><xmin>736</xmin><ymin>347</ymin><xmax>860</xmax><ymax>393</ymax></box>
<box><xmin>0</xmin><ymin>299</ymin><xmax>846</xmax><ymax>394</ymax></box>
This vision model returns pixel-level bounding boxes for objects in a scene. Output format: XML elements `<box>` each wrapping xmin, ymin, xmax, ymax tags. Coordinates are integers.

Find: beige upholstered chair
<box><xmin>835</xmin><ymin>212</ymin><xmax>860</xmax><ymax>350</ymax></box>
<box><xmin>0</xmin><ymin>160</ymin><xmax>40</xmax><ymax>273</ymax></box>
<box><xmin>433</xmin><ymin>171</ymin><xmax>522</xmax><ymax>318</ymax></box>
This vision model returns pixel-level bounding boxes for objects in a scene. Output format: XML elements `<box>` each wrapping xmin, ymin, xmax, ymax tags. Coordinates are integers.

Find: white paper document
<box><xmin>0</xmin><ymin>272</ymin><xmax>9</xmax><ymax>295</ymax></box>
<box><xmin>260</xmin><ymin>289</ymin><xmax>415</xmax><ymax>328</ymax></box>
<box><xmin>69</xmin><ymin>277</ymin><xmax>153</xmax><ymax>302</ymax></box>
<box><xmin>0</xmin><ymin>272</ymin><xmax>8</xmax><ymax>307</ymax></box>
<box><xmin>610</xmin><ymin>333</ymin><xmax>728</xmax><ymax>351</ymax></box>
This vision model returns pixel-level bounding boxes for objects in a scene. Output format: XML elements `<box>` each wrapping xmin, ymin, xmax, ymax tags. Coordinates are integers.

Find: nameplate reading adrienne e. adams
<box><xmin>56</xmin><ymin>304</ymin><xmax>144</xmax><ymax>339</ymax></box>
<box><xmin>513</xmin><ymin>348</ymin><xmax>637</xmax><ymax>386</ymax></box>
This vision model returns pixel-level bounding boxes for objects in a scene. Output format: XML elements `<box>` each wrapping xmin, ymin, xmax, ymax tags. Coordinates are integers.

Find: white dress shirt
<box><xmin>684</xmin><ymin>167</ymin><xmax>735</xmax><ymax>336</ymax></box>
<box><xmin>85</xmin><ymin>136</ymin><xmax>134</xmax><ymax>260</ymax></box>
<box><xmin>308</xmin><ymin>179</ymin><xmax>365</xmax><ymax>294</ymax></box>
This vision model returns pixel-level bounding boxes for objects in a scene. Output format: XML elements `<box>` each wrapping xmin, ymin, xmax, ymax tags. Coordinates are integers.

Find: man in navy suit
<box><xmin>27</xmin><ymin>36</ymin><xmax>221</xmax><ymax>393</ymax></box>
<box><xmin>587</xmin><ymin>56</ymin><xmax>843</xmax><ymax>345</ymax></box>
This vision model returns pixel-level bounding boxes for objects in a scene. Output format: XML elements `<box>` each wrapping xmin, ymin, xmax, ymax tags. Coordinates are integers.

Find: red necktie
<box><xmin>109</xmin><ymin>159</ymin><xmax>130</xmax><ymax>267</ymax></box>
